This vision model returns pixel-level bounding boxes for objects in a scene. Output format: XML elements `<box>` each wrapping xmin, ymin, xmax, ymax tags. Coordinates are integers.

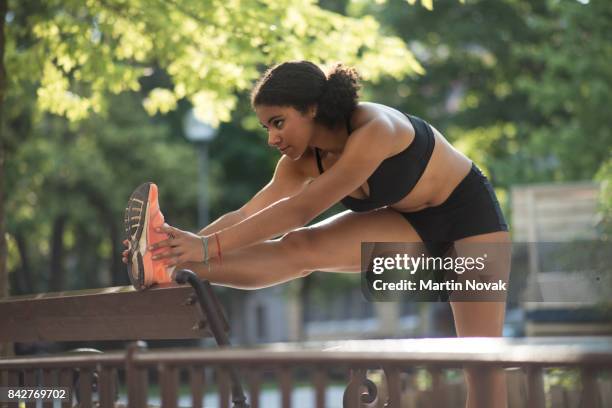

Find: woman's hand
<box><xmin>148</xmin><ymin>223</ymin><xmax>206</xmax><ymax>267</ymax></box>
<box><xmin>122</xmin><ymin>240</ymin><xmax>130</xmax><ymax>264</ymax></box>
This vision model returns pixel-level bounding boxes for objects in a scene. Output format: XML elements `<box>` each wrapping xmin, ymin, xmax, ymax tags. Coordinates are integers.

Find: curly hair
<box><xmin>251</xmin><ymin>60</ymin><xmax>361</xmax><ymax>129</ymax></box>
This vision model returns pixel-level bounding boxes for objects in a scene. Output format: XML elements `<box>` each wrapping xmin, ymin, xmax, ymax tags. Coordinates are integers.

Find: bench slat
<box><xmin>0</xmin><ymin>284</ymin><xmax>223</xmax><ymax>341</ymax></box>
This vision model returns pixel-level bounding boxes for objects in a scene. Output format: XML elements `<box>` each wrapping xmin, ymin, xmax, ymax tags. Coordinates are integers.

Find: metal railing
<box><xmin>1</xmin><ymin>269</ymin><xmax>611</xmax><ymax>408</ymax></box>
<box><xmin>2</xmin><ymin>337</ymin><xmax>612</xmax><ymax>407</ymax></box>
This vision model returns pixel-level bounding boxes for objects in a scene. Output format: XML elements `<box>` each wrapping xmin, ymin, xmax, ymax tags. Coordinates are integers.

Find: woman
<box><xmin>123</xmin><ymin>60</ymin><xmax>509</xmax><ymax>408</ymax></box>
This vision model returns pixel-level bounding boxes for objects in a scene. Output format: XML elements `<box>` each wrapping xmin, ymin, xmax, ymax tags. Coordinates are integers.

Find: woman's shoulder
<box><xmin>279</xmin><ymin>148</ymin><xmax>319</xmax><ymax>180</ymax></box>
<box><xmin>348</xmin><ymin>102</ymin><xmax>416</xmax><ymax>157</ymax></box>
<box><xmin>349</xmin><ymin>102</ymin><xmax>411</xmax><ymax>133</ymax></box>
<box><xmin>349</xmin><ymin>102</ymin><xmax>378</xmax><ymax>131</ymax></box>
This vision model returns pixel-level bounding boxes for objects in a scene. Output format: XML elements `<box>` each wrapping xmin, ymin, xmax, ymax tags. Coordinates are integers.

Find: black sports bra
<box><xmin>314</xmin><ymin>113</ymin><xmax>435</xmax><ymax>212</ymax></box>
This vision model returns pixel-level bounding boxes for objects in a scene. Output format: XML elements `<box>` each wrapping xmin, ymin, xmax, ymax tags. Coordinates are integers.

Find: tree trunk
<box><xmin>78</xmin><ymin>183</ymin><xmax>125</xmax><ymax>287</ymax></box>
<box><xmin>74</xmin><ymin>223</ymin><xmax>98</xmax><ymax>288</ymax></box>
<box><xmin>48</xmin><ymin>214</ymin><xmax>67</xmax><ymax>292</ymax></box>
<box><xmin>109</xmin><ymin>219</ymin><xmax>126</xmax><ymax>286</ymax></box>
<box><xmin>0</xmin><ymin>0</ymin><xmax>11</xmax><ymax>358</ymax></box>
<box><xmin>15</xmin><ymin>233</ymin><xmax>35</xmax><ymax>294</ymax></box>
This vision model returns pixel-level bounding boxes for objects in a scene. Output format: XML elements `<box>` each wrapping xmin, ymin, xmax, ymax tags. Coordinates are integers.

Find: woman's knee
<box><xmin>279</xmin><ymin>228</ymin><xmax>318</xmax><ymax>272</ymax></box>
<box><xmin>451</xmin><ymin>301</ymin><xmax>506</xmax><ymax>337</ymax></box>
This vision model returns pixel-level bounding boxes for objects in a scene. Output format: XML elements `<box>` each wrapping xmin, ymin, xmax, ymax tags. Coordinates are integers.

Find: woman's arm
<box><xmin>208</xmin><ymin>118</ymin><xmax>394</xmax><ymax>254</ymax></box>
<box><xmin>153</xmin><ymin>118</ymin><xmax>396</xmax><ymax>265</ymax></box>
<box><xmin>197</xmin><ymin>210</ymin><xmax>244</xmax><ymax>236</ymax></box>
<box><xmin>197</xmin><ymin>154</ymin><xmax>310</xmax><ymax>236</ymax></box>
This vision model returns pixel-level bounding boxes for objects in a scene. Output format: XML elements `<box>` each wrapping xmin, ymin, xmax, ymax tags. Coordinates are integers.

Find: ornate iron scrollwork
<box><xmin>342</xmin><ymin>369</ymin><xmax>378</xmax><ymax>407</ymax></box>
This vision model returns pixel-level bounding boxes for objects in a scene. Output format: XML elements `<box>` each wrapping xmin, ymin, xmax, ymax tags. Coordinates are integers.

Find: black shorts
<box><xmin>401</xmin><ymin>162</ymin><xmax>508</xmax><ymax>256</ymax></box>
<box><xmin>400</xmin><ymin>163</ymin><xmax>508</xmax><ymax>300</ymax></box>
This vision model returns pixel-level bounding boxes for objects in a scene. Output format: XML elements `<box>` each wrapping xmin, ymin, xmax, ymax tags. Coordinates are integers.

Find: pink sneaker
<box><xmin>124</xmin><ymin>182</ymin><xmax>173</xmax><ymax>290</ymax></box>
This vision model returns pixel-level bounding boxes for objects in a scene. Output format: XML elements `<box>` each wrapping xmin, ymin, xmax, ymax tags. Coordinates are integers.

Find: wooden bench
<box><xmin>0</xmin><ymin>283</ymin><xmax>226</xmax><ymax>342</ymax></box>
<box><xmin>0</xmin><ymin>270</ymin><xmax>249</xmax><ymax>408</ymax></box>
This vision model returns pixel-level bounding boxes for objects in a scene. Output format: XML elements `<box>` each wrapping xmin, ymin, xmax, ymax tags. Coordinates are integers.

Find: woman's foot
<box><xmin>124</xmin><ymin>182</ymin><xmax>174</xmax><ymax>290</ymax></box>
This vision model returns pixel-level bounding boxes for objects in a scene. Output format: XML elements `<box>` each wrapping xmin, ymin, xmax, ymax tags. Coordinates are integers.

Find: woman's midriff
<box><xmin>391</xmin><ymin>127</ymin><xmax>472</xmax><ymax>212</ymax></box>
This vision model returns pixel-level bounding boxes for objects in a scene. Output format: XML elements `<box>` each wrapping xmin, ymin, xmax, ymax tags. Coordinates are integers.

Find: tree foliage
<box><xmin>360</xmin><ymin>0</ymin><xmax>611</xmax><ymax>188</ymax></box>
<box><xmin>513</xmin><ymin>0</ymin><xmax>612</xmax><ymax>181</ymax></box>
<box><xmin>3</xmin><ymin>0</ymin><xmax>422</xmax><ymax>294</ymax></box>
<box><xmin>3</xmin><ymin>0</ymin><xmax>610</xmax><ymax>302</ymax></box>
<box><xmin>7</xmin><ymin>0</ymin><xmax>421</xmax><ymax>124</ymax></box>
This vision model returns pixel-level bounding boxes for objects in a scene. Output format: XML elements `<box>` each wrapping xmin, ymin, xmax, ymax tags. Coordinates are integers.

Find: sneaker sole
<box><xmin>124</xmin><ymin>182</ymin><xmax>151</xmax><ymax>290</ymax></box>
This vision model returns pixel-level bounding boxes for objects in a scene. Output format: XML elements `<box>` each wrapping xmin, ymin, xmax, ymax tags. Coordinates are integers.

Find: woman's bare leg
<box><xmin>451</xmin><ymin>231</ymin><xmax>511</xmax><ymax>408</ymax></box>
<box><xmin>178</xmin><ymin>210</ymin><xmax>511</xmax><ymax>408</ymax></box>
<box><xmin>176</xmin><ymin>208</ymin><xmax>422</xmax><ymax>289</ymax></box>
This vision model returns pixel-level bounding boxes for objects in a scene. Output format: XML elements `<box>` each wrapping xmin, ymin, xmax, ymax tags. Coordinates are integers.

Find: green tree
<box><xmin>513</xmin><ymin>0</ymin><xmax>612</xmax><ymax>181</ymax></box>
<box><xmin>355</xmin><ymin>0</ymin><xmax>610</xmax><ymax>194</ymax></box>
<box><xmin>6</xmin><ymin>91</ymin><xmax>199</xmax><ymax>292</ymax></box>
<box><xmin>2</xmin><ymin>0</ymin><xmax>425</xmax><ymax>300</ymax></box>
<box><xmin>0</xmin><ymin>0</ymin><xmax>9</xmax><ymax>357</ymax></box>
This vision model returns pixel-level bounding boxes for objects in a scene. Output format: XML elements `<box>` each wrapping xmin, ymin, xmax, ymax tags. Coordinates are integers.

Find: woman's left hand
<box><xmin>149</xmin><ymin>223</ymin><xmax>206</xmax><ymax>267</ymax></box>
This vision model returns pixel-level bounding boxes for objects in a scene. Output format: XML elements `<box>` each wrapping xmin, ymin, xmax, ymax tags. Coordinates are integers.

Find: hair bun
<box><xmin>317</xmin><ymin>63</ymin><xmax>361</xmax><ymax>128</ymax></box>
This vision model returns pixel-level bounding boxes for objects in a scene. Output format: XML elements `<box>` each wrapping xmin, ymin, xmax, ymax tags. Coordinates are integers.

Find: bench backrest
<box><xmin>0</xmin><ymin>283</ymin><xmax>228</xmax><ymax>342</ymax></box>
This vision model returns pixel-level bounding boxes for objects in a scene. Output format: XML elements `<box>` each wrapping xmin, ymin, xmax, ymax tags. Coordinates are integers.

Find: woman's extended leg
<box><xmin>176</xmin><ymin>208</ymin><xmax>423</xmax><ymax>289</ymax></box>
<box><xmin>451</xmin><ymin>230</ymin><xmax>511</xmax><ymax>408</ymax></box>
<box><xmin>178</xmin><ymin>210</ymin><xmax>511</xmax><ymax>408</ymax></box>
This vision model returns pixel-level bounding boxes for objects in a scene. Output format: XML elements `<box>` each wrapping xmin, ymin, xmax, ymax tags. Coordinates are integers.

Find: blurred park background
<box><xmin>1</xmin><ymin>0</ymin><xmax>611</xmax><ymax>349</ymax></box>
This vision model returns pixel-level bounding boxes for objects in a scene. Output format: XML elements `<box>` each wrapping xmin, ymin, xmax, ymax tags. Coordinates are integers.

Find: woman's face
<box><xmin>255</xmin><ymin>104</ymin><xmax>316</xmax><ymax>160</ymax></box>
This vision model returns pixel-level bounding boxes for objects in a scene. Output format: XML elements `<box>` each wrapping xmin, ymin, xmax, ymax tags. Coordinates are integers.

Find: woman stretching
<box><xmin>123</xmin><ymin>60</ymin><xmax>510</xmax><ymax>408</ymax></box>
